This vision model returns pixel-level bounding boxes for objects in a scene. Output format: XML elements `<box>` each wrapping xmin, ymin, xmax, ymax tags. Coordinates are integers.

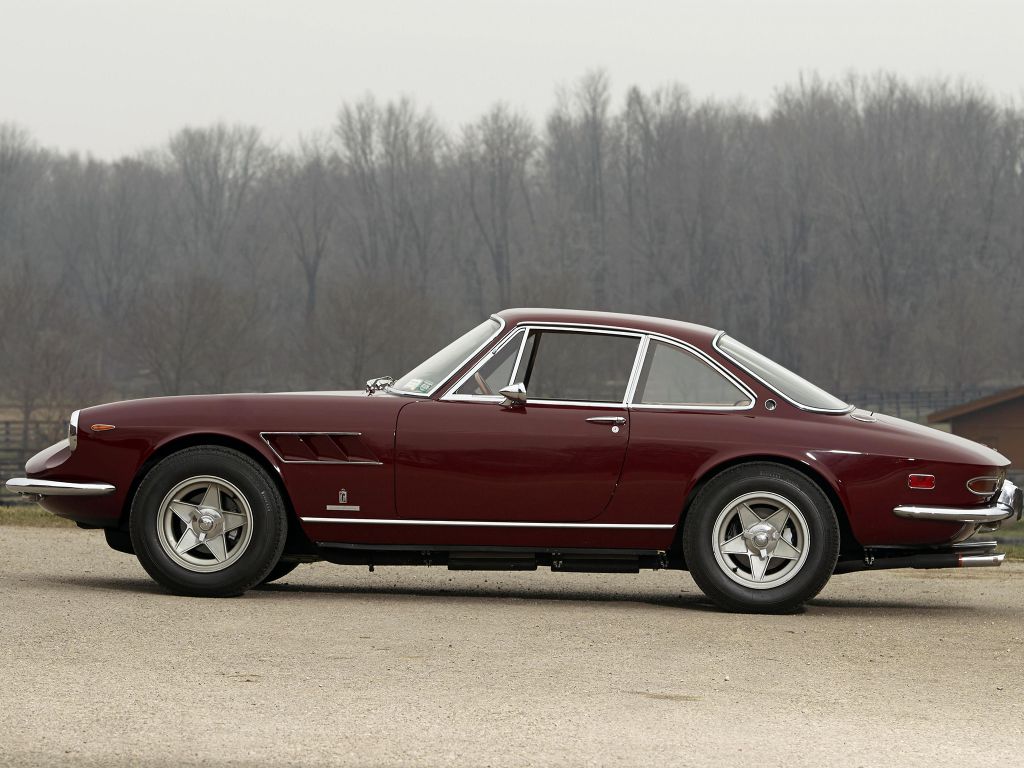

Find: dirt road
<box><xmin>1</xmin><ymin>526</ymin><xmax>1021</xmax><ymax>767</ymax></box>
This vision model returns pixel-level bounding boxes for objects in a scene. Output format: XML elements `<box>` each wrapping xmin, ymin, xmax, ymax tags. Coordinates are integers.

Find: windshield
<box><xmin>392</xmin><ymin>318</ymin><xmax>502</xmax><ymax>395</ymax></box>
<box><xmin>717</xmin><ymin>335</ymin><xmax>850</xmax><ymax>413</ymax></box>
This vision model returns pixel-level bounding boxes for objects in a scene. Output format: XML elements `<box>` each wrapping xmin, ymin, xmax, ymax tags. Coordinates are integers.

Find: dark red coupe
<box><xmin>8</xmin><ymin>309</ymin><xmax>1021</xmax><ymax>612</ymax></box>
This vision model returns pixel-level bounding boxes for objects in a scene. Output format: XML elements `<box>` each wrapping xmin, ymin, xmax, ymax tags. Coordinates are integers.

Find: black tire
<box><xmin>682</xmin><ymin>462</ymin><xmax>839</xmax><ymax>613</ymax></box>
<box><xmin>256</xmin><ymin>560</ymin><xmax>300</xmax><ymax>587</ymax></box>
<box><xmin>129</xmin><ymin>446</ymin><xmax>288</xmax><ymax>597</ymax></box>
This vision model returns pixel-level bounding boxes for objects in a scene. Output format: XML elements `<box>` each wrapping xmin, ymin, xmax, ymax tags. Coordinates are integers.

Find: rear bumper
<box><xmin>893</xmin><ymin>480</ymin><xmax>1023</xmax><ymax>524</ymax></box>
<box><xmin>5</xmin><ymin>477</ymin><xmax>116</xmax><ymax>498</ymax></box>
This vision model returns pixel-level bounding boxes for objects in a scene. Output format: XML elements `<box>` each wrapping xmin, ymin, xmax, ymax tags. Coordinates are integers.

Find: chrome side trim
<box><xmin>326</xmin><ymin>504</ymin><xmax>361</xmax><ymax>512</ymax></box>
<box><xmin>299</xmin><ymin>517</ymin><xmax>674</xmax><ymax>529</ymax></box>
<box><xmin>6</xmin><ymin>478</ymin><xmax>116</xmax><ymax>497</ymax></box>
<box><xmin>712</xmin><ymin>331</ymin><xmax>854</xmax><ymax>415</ymax></box>
<box><xmin>259</xmin><ymin>432</ymin><xmax>383</xmax><ymax>466</ymax></box>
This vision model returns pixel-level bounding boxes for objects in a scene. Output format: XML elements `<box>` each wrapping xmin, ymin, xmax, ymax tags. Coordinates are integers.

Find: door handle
<box><xmin>585</xmin><ymin>416</ymin><xmax>626</xmax><ymax>426</ymax></box>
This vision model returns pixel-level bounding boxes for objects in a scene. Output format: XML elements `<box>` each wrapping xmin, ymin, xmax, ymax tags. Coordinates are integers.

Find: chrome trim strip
<box><xmin>6</xmin><ymin>478</ymin><xmax>116</xmax><ymax>497</ymax></box>
<box><xmin>299</xmin><ymin>517</ymin><xmax>674</xmax><ymax>529</ymax></box>
<box><xmin>712</xmin><ymin>331</ymin><xmax>854</xmax><ymax>414</ymax></box>
<box><xmin>623</xmin><ymin>335</ymin><xmax>650</xmax><ymax>406</ymax></box>
<box><xmin>259</xmin><ymin>432</ymin><xmax>383</xmax><ymax>466</ymax></box>
<box><xmin>326</xmin><ymin>504</ymin><xmax>361</xmax><ymax>512</ymax></box>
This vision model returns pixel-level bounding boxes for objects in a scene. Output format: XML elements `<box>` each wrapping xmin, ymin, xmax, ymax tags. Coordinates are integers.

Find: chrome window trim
<box><xmin>441</xmin><ymin>323</ymin><xmax>645</xmax><ymax>405</ymax></box>
<box><xmin>439</xmin><ymin>320</ymin><xmax>756</xmax><ymax>412</ymax></box>
<box><xmin>441</xmin><ymin>327</ymin><xmax>527</xmax><ymax>401</ymax></box>
<box><xmin>300</xmin><ymin>516</ymin><xmax>673</xmax><ymax>530</ymax></box>
<box><xmin>389</xmin><ymin>315</ymin><xmax>506</xmax><ymax>399</ymax></box>
<box><xmin>712</xmin><ymin>331</ymin><xmax>854</xmax><ymax>415</ymax></box>
<box><xmin>628</xmin><ymin>335</ymin><xmax>756</xmax><ymax>412</ymax></box>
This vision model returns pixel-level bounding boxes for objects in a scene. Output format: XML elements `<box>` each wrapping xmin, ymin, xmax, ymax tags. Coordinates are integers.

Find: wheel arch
<box><xmin>674</xmin><ymin>454</ymin><xmax>862</xmax><ymax>560</ymax></box>
<box><xmin>118</xmin><ymin>432</ymin><xmax>315</xmax><ymax>555</ymax></box>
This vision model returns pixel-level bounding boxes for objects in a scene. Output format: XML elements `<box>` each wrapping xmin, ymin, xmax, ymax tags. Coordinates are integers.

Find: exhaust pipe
<box><xmin>835</xmin><ymin>550</ymin><xmax>1005</xmax><ymax>573</ymax></box>
<box><xmin>959</xmin><ymin>553</ymin><xmax>1005</xmax><ymax>567</ymax></box>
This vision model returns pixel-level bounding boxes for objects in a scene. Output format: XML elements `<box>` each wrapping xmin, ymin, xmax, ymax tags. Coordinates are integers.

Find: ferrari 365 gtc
<box><xmin>7</xmin><ymin>309</ymin><xmax>1021</xmax><ymax>612</ymax></box>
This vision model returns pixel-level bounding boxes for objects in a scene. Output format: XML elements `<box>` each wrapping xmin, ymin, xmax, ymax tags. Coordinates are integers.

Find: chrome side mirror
<box><xmin>365</xmin><ymin>376</ymin><xmax>395</xmax><ymax>394</ymax></box>
<box><xmin>498</xmin><ymin>382</ymin><xmax>527</xmax><ymax>408</ymax></box>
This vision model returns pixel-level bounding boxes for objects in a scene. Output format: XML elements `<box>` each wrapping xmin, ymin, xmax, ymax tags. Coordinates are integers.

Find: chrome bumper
<box><xmin>893</xmin><ymin>480</ymin><xmax>1023</xmax><ymax>524</ymax></box>
<box><xmin>5</xmin><ymin>477</ymin><xmax>116</xmax><ymax>498</ymax></box>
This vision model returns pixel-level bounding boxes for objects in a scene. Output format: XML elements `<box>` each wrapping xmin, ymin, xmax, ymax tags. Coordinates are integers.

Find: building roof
<box><xmin>927</xmin><ymin>385</ymin><xmax>1024</xmax><ymax>424</ymax></box>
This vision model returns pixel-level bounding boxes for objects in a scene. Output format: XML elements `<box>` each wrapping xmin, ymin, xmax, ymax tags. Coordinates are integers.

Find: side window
<box><xmin>454</xmin><ymin>330</ymin><xmax>524</xmax><ymax>397</ymax></box>
<box><xmin>523</xmin><ymin>331</ymin><xmax>639</xmax><ymax>403</ymax></box>
<box><xmin>636</xmin><ymin>340</ymin><xmax>751</xmax><ymax>407</ymax></box>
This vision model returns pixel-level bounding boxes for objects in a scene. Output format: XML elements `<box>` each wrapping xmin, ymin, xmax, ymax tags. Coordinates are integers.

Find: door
<box><xmin>395</xmin><ymin>327</ymin><xmax>643</xmax><ymax>522</ymax></box>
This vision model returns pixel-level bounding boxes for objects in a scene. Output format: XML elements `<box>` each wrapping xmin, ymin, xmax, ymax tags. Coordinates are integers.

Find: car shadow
<box><xmin>39</xmin><ymin>574</ymin><xmax>983</xmax><ymax>616</ymax></box>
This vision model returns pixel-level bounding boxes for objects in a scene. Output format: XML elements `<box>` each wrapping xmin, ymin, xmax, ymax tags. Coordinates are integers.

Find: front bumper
<box><xmin>5</xmin><ymin>477</ymin><xmax>116</xmax><ymax>499</ymax></box>
<box><xmin>893</xmin><ymin>479</ymin><xmax>1023</xmax><ymax>524</ymax></box>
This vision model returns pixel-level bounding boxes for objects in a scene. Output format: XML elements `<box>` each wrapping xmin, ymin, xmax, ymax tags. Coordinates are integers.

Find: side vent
<box><xmin>260</xmin><ymin>432</ymin><xmax>381</xmax><ymax>465</ymax></box>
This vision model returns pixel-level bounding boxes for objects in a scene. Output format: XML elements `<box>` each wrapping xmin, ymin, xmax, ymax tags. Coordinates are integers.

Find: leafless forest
<box><xmin>1</xmin><ymin>72</ymin><xmax>1022</xmax><ymax>424</ymax></box>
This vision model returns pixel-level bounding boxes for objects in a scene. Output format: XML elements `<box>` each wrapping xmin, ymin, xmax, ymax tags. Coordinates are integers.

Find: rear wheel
<box><xmin>129</xmin><ymin>446</ymin><xmax>287</xmax><ymax>597</ymax></box>
<box><xmin>683</xmin><ymin>462</ymin><xmax>839</xmax><ymax>613</ymax></box>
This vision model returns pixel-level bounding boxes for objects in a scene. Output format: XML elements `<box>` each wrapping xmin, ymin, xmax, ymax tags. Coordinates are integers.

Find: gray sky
<box><xmin>2</xmin><ymin>0</ymin><xmax>1022</xmax><ymax>159</ymax></box>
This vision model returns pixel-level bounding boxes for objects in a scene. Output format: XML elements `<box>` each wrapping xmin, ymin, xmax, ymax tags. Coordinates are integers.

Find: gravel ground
<box><xmin>1</xmin><ymin>526</ymin><xmax>1022</xmax><ymax>767</ymax></box>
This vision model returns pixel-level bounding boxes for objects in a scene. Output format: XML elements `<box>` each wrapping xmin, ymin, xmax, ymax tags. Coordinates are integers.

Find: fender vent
<box><xmin>260</xmin><ymin>432</ymin><xmax>381</xmax><ymax>465</ymax></box>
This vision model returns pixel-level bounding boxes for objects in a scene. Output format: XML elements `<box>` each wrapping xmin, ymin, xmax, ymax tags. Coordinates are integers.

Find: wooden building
<box><xmin>928</xmin><ymin>386</ymin><xmax>1024</xmax><ymax>478</ymax></box>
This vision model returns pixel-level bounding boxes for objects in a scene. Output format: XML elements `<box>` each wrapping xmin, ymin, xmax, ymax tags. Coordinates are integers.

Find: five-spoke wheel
<box><xmin>684</xmin><ymin>462</ymin><xmax>839</xmax><ymax>613</ymax></box>
<box><xmin>130</xmin><ymin>446</ymin><xmax>288</xmax><ymax>597</ymax></box>
<box><xmin>156</xmin><ymin>476</ymin><xmax>254</xmax><ymax>572</ymax></box>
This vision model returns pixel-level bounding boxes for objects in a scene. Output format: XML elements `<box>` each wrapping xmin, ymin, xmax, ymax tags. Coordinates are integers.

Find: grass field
<box><xmin>2</xmin><ymin>503</ymin><xmax>1021</xmax><ymax>559</ymax></box>
<box><xmin>0</xmin><ymin>504</ymin><xmax>74</xmax><ymax>528</ymax></box>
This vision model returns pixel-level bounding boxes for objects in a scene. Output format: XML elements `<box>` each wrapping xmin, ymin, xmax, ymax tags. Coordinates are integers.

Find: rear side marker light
<box><xmin>967</xmin><ymin>476</ymin><xmax>1001</xmax><ymax>496</ymax></box>
<box><xmin>908</xmin><ymin>474</ymin><xmax>936</xmax><ymax>490</ymax></box>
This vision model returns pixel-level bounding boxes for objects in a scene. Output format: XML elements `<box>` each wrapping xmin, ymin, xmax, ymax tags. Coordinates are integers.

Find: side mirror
<box><xmin>498</xmin><ymin>382</ymin><xmax>527</xmax><ymax>408</ymax></box>
<box><xmin>365</xmin><ymin>376</ymin><xmax>395</xmax><ymax>394</ymax></box>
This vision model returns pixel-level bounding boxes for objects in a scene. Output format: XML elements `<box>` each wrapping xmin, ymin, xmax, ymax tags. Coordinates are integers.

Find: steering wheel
<box><xmin>474</xmin><ymin>372</ymin><xmax>493</xmax><ymax>396</ymax></box>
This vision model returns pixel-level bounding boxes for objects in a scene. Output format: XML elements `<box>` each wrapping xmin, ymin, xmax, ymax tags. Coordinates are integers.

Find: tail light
<box><xmin>967</xmin><ymin>476</ymin><xmax>1002</xmax><ymax>496</ymax></box>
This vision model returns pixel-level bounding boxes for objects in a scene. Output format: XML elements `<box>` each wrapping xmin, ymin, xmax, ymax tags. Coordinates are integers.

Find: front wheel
<box><xmin>129</xmin><ymin>446</ymin><xmax>288</xmax><ymax>597</ymax></box>
<box><xmin>682</xmin><ymin>463</ymin><xmax>839</xmax><ymax>613</ymax></box>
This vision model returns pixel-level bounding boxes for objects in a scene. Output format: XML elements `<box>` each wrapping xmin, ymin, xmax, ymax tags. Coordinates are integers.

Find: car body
<box><xmin>7</xmin><ymin>308</ymin><xmax>1022</xmax><ymax>612</ymax></box>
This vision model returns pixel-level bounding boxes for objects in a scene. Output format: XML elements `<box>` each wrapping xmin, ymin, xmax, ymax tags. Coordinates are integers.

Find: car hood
<box><xmin>79</xmin><ymin>390</ymin><xmax>409</xmax><ymax>433</ymax></box>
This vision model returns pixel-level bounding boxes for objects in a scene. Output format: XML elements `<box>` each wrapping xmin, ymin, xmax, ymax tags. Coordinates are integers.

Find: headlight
<box><xmin>68</xmin><ymin>409</ymin><xmax>80</xmax><ymax>451</ymax></box>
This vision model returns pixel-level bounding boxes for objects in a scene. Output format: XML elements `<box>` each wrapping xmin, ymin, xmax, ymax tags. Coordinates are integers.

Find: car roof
<box><xmin>494</xmin><ymin>308</ymin><xmax>722</xmax><ymax>348</ymax></box>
